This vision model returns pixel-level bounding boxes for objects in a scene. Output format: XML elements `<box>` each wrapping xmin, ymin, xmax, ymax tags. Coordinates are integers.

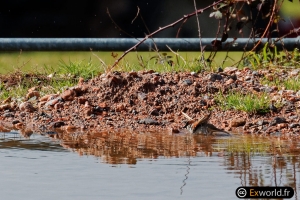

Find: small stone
<box><xmin>0</xmin><ymin>104</ymin><xmax>10</xmax><ymax>111</ymax></box>
<box><xmin>225</xmin><ymin>78</ymin><xmax>235</xmax><ymax>85</ymax></box>
<box><xmin>78</xmin><ymin>97</ymin><xmax>87</xmax><ymax>104</ymax></box>
<box><xmin>149</xmin><ymin>109</ymin><xmax>159</xmax><ymax>116</ymax></box>
<box><xmin>115</xmin><ymin>103</ymin><xmax>126</xmax><ymax>112</ymax></box>
<box><xmin>108</xmin><ymin>76</ymin><xmax>123</xmax><ymax>85</ymax></box>
<box><xmin>217</xmin><ymin>67</ymin><xmax>223</xmax><ymax>72</ymax></box>
<box><xmin>12</xmin><ymin>120</ymin><xmax>20</xmax><ymax>124</ymax></box>
<box><xmin>152</xmin><ymin>76</ymin><xmax>160</xmax><ymax>82</ymax></box>
<box><xmin>260</xmin><ymin>86</ymin><xmax>273</xmax><ymax>93</ymax></box>
<box><xmin>28</xmin><ymin>86</ymin><xmax>38</xmax><ymax>93</ymax></box>
<box><xmin>230</xmin><ymin>118</ymin><xmax>246</xmax><ymax>127</ymax></box>
<box><xmin>290</xmin><ymin>69</ymin><xmax>300</xmax><ymax>76</ymax></box>
<box><xmin>289</xmin><ymin>123</ymin><xmax>300</xmax><ymax>128</ymax></box>
<box><xmin>26</xmin><ymin>91</ymin><xmax>40</xmax><ymax>100</ymax></box>
<box><xmin>39</xmin><ymin>94</ymin><xmax>58</xmax><ymax>102</ymax></box>
<box><xmin>244</xmin><ymin>75</ymin><xmax>251</xmax><ymax>81</ymax></box>
<box><xmin>65</xmin><ymin>125</ymin><xmax>78</xmax><ymax>132</ymax></box>
<box><xmin>2</xmin><ymin>113</ymin><xmax>14</xmax><ymax>118</ymax></box>
<box><xmin>61</xmin><ymin>89</ymin><xmax>76</xmax><ymax>101</ymax></box>
<box><xmin>223</xmin><ymin>67</ymin><xmax>238</xmax><ymax>74</ymax></box>
<box><xmin>277</xmin><ymin>123</ymin><xmax>288</xmax><ymax>129</ymax></box>
<box><xmin>19</xmin><ymin>102</ymin><xmax>35</xmax><ymax>112</ymax></box>
<box><xmin>269</xmin><ymin>117</ymin><xmax>287</xmax><ymax>126</ymax></box>
<box><xmin>45</xmin><ymin>98</ymin><xmax>60</xmax><ymax>107</ymax></box>
<box><xmin>78</xmin><ymin>77</ymin><xmax>84</xmax><ymax>85</ymax></box>
<box><xmin>208</xmin><ymin>73</ymin><xmax>223</xmax><ymax>82</ymax></box>
<box><xmin>69</xmin><ymin>85</ymin><xmax>88</xmax><ymax>94</ymax></box>
<box><xmin>129</xmin><ymin>71</ymin><xmax>138</xmax><ymax>77</ymax></box>
<box><xmin>99</xmin><ymin>102</ymin><xmax>107</xmax><ymax>108</ymax></box>
<box><xmin>85</xmin><ymin>108</ymin><xmax>93</xmax><ymax>116</ymax></box>
<box><xmin>182</xmin><ymin>79</ymin><xmax>193</xmax><ymax>86</ymax></box>
<box><xmin>171</xmin><ymin>128</ymin><xmax>180</xmax><ymax>133</ymax></box>
<box><xmin>138</xmin><ymin>92</ymin><xmax>147</xmax><ymax>101</ymax></box>
<box><xmin>138</xmin><ymin>118</ymin><xmax>159</xmax><ymax>125</ymax></box>
<box><xmin>54</xmin><ymin>103</ymin><xmax>64</xmax><ymax>110</ymax></box>
<box><xmin>50</xmin><ymin>121</ymin><xmax>65</xmax><ymax>128</ymax></box>
<box><xmin>256</xmin><ymin>120</ymin><xmax>268</xmax><ymax>126</ymax></box>
<box><xmin>14</xmin><ymin>122</ymin><xmax>25</xmax><ymax>130</ymax></box>
<box><xmin>252</xmin><ymin>71</ymin><xmax>259</xmax><ymax>76</ymax></box>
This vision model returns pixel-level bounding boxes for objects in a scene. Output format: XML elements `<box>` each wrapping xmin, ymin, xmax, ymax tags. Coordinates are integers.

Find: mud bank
<box><xmin>1</xmin><ymin>67</ymin><xmax>300</xmax><ymax>138</ymax></box>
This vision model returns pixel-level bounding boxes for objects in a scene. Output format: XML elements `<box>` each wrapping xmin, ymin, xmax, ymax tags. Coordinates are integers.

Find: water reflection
<box><xmin>0</xmin><ymin>131</ymin><xmax>66</xmax><ymax>152</ymax></box>
<box><xmin>52</xmin><ymin>130</ymin><xmax>300</xmax><ymax>190</ymax></box>
<box><xmin>1</xmin><ymin>129</ymin><xmax>300</xmax><ymax>196</ymax></box>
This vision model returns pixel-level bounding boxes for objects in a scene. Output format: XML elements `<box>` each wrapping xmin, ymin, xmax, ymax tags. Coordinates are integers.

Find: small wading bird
<box><xmin>182</xmin><ymin>112</ymin><xmax>231</xmax><ymax>136</ymax></box>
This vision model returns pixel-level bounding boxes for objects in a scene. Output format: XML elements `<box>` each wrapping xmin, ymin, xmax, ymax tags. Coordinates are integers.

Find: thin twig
<box><xmin>193</xmin><ymin>0</ymin><xmax>206</xmax><ymax>67</ymax></box>
<box><xmin>166</xmin><ymin>45</ymin><xmax>187</xmax><ymax>65</ymax></box>
<box><xmin>131</xmin><ymin>6</ymin><xmax>140</xmax><ymax>24</ymax></box>
<box><xmin>107</xmin><ymin>8</ymin><xmax>137</xmax><ymax>39</ymax></box>
<box><xmin>176</xmin><ymin>18</ymin><xmax>188</xmax><ymax>38</ymax></box>
<box><xmin>90</xmin><ymin>48</ymin><xmax>108</xmax><ymax>72</ymax></box>
<box><xmin>233</xmin><ymin>0</ymin><xmax>279</xmax><ymax>67</ymax></box>
<box><xmin>111</xmin><ymin>0</ymin><xmax>226</xmax><ymax>69</ymax></box>
<box><xmin>250</xmin><ymin>0</ymin><xmax>278</xmax><ymax>51</ymax></box>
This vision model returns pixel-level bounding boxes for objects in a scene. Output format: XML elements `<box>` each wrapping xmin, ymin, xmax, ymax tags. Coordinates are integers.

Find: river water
<box><xmin>0</xmin><ymin>130</ymin><xmax>299</xmax><ymax>200</ymax></box>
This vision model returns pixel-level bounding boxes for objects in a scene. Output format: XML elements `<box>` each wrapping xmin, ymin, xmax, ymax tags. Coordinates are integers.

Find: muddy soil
<box><xmin>1</xmin><ymin>67</ymin><xmax>300</xmax><ymax>138</ymax></box>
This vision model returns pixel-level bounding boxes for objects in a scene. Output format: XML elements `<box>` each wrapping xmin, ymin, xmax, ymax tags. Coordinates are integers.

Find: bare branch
<box><xmin>193</xmin><ymin>0</ymin><xmax>206</xmax><ymax>67</ymax></box>
<box><xmin>111</xmin><ymin>0</ymin><xmax>227</xmax><ymax>69</ymax></box>
<box><xmin>166</xmin><ymin>45</ymin><xmax>186</xmax><ymax>65</ymax></box>
<box><xmin>131</xmin><ymin>6</ymin><xmax>140</xmax><ymax>24</ymax></box>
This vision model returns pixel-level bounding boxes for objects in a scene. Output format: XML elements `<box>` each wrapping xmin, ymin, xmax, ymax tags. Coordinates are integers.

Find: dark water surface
<box><xmin>0</xmin><ymin>130</ymin><xmax>299</xmax><ymax>200</ymax></box>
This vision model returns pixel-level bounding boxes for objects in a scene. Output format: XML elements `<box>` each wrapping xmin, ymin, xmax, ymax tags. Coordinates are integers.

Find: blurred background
<box><xmin>0</xmin><ymin>0</ymin><xmax>299</xmax><ymax>38</ymax></box>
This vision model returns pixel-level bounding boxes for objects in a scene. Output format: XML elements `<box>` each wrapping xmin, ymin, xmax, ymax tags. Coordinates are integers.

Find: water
<box><xmin>0</xmin><ymin>130</ymin><xmax>299</xmax><ymax>200</ymax></box>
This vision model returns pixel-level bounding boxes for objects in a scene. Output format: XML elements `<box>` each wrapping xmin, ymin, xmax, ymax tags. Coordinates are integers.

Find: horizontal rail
<box><xmin>0</xmin><ymin>37</ymin><xmax>299</xmax><ymax>51</ymax></box>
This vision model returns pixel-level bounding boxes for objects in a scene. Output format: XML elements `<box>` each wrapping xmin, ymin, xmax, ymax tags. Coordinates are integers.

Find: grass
<box><xmin>261</xmin><ymin>75</ymin><xmax>300</xmax><ymax>91</ymax></box>
<box><xmin>0</xmin><ymin>50</ymin><xmax>299</xmax><ymax>114</ymax></box>
<box><xmin>0</xmin><ymin>71</ymin><xmax>78</xmax><ymax>100</ymax></box>
<box><xmin>0</xmin><ymin>51</ymin><xmax>245</xmax><ymax>102</ymax></box>
<box><xmin>0</xmin><ymin>51</ymin><xmax>245</xmax><ymax>74</ymax></box>
<box><xmin>216</xmin><ymin>91</ymin><xmax>271</xmax><ymax>114</ymax></box>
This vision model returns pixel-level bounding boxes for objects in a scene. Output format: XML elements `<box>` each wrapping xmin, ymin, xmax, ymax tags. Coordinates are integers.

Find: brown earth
<box><xmin>1</xmin><ymin>67</ymin><xmax>300</xmax><ymax>138</ymax></box>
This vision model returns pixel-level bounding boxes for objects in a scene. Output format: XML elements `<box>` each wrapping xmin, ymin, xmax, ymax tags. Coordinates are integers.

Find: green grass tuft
<box><xmin>216</xmin><ymin>91</ymin><xmax>271</xmax><ymax>114</ymax></box>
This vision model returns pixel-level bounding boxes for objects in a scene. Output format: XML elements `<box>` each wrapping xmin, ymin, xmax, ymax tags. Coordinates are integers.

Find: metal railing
<box><xmin>0</xmin><ymin>37</ymin><xmax>299</xmax><ymax>51</ymax></box>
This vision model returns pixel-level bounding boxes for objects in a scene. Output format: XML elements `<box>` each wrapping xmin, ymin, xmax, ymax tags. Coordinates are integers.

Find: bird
<box><xmin>182</xmin><ymin>111</ymin><xmax>231</xmax><ymax>136</ymax></box>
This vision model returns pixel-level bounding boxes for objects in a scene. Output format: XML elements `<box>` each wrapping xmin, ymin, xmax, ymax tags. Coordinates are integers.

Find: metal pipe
<box><xmin>0</xmin><ymin>37</ymin><xmax>299</xmax><ymax>51</ymax></box>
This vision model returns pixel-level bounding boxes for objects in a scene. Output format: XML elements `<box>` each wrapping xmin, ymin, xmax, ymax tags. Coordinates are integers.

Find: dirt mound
<box><xmin>1</xmin><ymin>68</ymin><xmax>300</xmax><ymax>137</ymax></box>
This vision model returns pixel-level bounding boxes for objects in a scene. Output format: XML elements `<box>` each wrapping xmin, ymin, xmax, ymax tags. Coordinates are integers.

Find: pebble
<box><xmin>223</xmin><ymin>67</ymin><xmax>238</xmax><ymax>74</ymax></box>
<box><xmin>269</xmin><ymin>117</ymin><xmax>287</xmax><ymax>126</ymax></box>
<box><xmin>138</xmin><ymin>118</ymin><xmax>159</xmax><ymax>125</ymax></box>
<box><xmin>208</xmin><ymin>73</ymin><xmax>223</xmax><ymax>82</ymax></box>
<box><xmin>138</xmin><ymin>92</ymin><xmax>147</xmax><ymax>101</ymax></box>
<box><xmin>61</xmin><ymin>89</ymin><xmax>76</xmax><ymax>101</ymax></box>
<box><xmin>26</xmin><ymin>91</ymin><xmax>40</xmax><ymax>100</ymax></box>
<box><xmin>182</xmin><ymin>79</ymin><xmax>193</xmax><ymax>86</ymax></box>
<box><xmin>19</xmin><ymin>102</ymin><xmax>35</xmax><ymax>112</ymax></box>
<box><xmin>50</xmin><ymin>121</ymin><xmax>65</xmax><ymax>128</ymax></box>
<box><xmin>230</xmin><ymin>118</ymin><xmax>246</xmax><ymax>127</ymax></box>
<box><xmin>0</xmin><ymin>104</ymin><xmax>11</xmax><ymax>111</ymax></box>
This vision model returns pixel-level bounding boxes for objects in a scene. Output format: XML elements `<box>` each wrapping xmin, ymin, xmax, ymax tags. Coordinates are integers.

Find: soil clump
<box><xmin>1</xmin><ymin>68</ymin><xmax>300</xmax><ymax>138</ymax></box>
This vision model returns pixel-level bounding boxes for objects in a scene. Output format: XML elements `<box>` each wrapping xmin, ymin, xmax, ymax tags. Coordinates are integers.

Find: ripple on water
<box><xmin>0</xmin><ymin>130</ymin><xmax>299</xmax><ymax>200</ymax></box>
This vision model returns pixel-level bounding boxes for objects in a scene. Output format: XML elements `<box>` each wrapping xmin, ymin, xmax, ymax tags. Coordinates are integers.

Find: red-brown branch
<box><xmin>250</xmin><ymin>0</ymin><xmax>278</xmax><ymax>51</ymax></box>
<box><xmin>111</xmin><ymin>0</ymin><xmax>226</xmax><ymax>68</ymax></box>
